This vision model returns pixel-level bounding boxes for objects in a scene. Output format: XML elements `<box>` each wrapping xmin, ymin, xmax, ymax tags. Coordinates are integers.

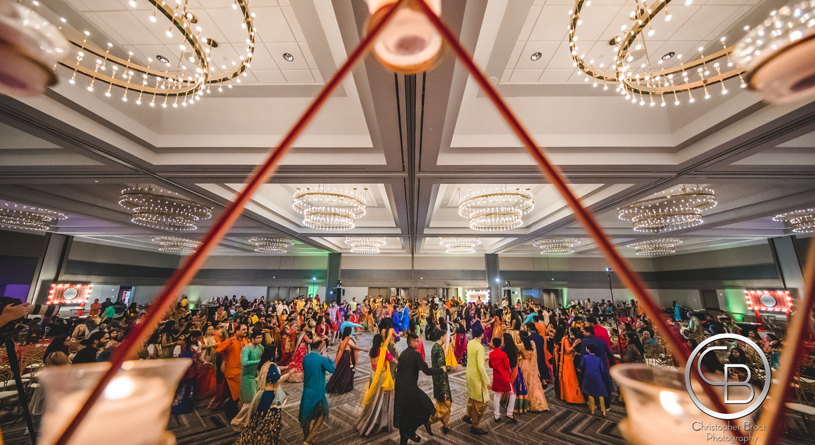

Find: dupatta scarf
<box><xmin>361</xmin><ymin>330</ymin><xmax>395</xmax><ymax>408</ymax></box>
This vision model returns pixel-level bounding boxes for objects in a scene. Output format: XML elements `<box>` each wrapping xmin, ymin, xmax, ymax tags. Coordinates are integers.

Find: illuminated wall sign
<box><xmin>744</xmin><ymin>290</ymin><xmax>792</xmax><ymax>312</ymax></box>
<box><xmin>48</xmin><ymin>284</ymin><xmax>92</xmax><ymax>306</ymax></box>
<box><xmin>465</xmin><ymin>289</ymin><xmax>489</xmax><ymax>303</ymax></box>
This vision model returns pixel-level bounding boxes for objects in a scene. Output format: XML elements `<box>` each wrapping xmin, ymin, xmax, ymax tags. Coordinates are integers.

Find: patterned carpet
<box><xmin>2</xmin><ymin>333</ymin><xmax>812</xmax><ymax>445</ymax></box>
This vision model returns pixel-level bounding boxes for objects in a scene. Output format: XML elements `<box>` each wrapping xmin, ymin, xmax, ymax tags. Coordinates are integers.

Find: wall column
<box><xmin>326</xmin><ymin>253</ymin><xmax>342</xmax><ymax>304</ymax></box>
<box><xmin>28</xmin><ymin>233</ymin><xmax>72</xmax><ymax>304</ymax></box>
<box><xmin>485</xmin><ymin>254</ymin><xmax>500</xmax><ymax>304</ymax></box>
<box><xmin>768</xmin><ymin>236</ymin><xmax>805</xmax><ymax>299</ymax></box>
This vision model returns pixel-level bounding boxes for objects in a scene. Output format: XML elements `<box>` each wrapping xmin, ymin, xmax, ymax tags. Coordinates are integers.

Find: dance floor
<box><xmin>2</xmin><ymin>333</ymin><xmax>811</xmax><ymax>445</ymax></box>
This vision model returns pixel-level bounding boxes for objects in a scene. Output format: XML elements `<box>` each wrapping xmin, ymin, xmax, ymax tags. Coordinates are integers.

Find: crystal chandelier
<box><xmin>439</xmin><ymin>237</ymin><xmax>481</xmax><ymax>254</ymax></box>
<box><xmin>533</xmin><ymin>238</ymin><xmax>581</xmax><ymax>255</ymax></box>
<box><xmin>773</xmin><ymin>208</ymin><xmax>815</xmax><ymax>233</ymax></box>
<box><xmin>48</xmin><ymin>0</ymin><xmax>255</xmax><ymax>108</ymax></box>
<box><xmin>119</xmin><ymin>187</ymin><xmax>212</xmax><ymax>231</ymax></box>
<box><xmin>628</xmin><ymin>238</ymin><xmax>682</xmax><ymax>256</ymax></box>
<box><xmin>568</xmin><ymin>0</ymin><xmax>747</xmax><ymax>106</ymax></box>
<box><xmin>292</xmin><ymin>186</ymin><xmax>367</xmax><ymax>231</ymax></box>
<box><xmin>0</xmin><ymin>200</ymin><xmax>66</xmax><ymax>231</ymax></box>
<box><xmin>345</xmin><ymin>237</ymin><xmax>386</xmax><ymax>254</ymax></box>
<box><xmin>617</xmin><ymin>186</ymin><xmax>717</xmax><ymax>233</ymax></box>
<box><xmin>152</xmin><ymin>236</ymin><xmax>200</xmax><ymax>254</ymax></box>
<box><xmin>458</xmin><ymin>186</ymin><xmax>534</xmax><ymax>231</ymax></box>
<box><xmin>249</xmin><ymin>237</ymin><xmax>295</xmax><ymax>253</ymax></box>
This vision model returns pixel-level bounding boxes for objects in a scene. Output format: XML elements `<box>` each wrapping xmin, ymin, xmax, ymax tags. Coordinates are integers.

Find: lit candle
<box><xmin>38</xmin><ymin>359</ymin><xmax>190</xmax><ymax>445</ymax></box>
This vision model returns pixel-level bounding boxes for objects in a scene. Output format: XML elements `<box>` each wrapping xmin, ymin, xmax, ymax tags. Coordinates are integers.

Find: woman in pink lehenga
<box><xmin>286</xmin><ymin>321</ymin><xmax>316</xmax><ymax>383</ymax></box>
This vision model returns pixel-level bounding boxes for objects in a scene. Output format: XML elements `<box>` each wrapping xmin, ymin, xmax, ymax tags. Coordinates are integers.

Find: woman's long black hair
<box><xmin>370</xmin><ymin>334</ymin><xmax>383</xmax><ymax>358</ymax></box>
<box><xmin>503</xmin><ymin>333</ymin><xmax>518</xmax><ymax>368</ymax></box>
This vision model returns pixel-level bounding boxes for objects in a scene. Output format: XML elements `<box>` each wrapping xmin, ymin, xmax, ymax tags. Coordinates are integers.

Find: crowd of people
<box><xmin>10</xmin><ymin>292</ymin><xmax>806</xmax><ymax>445</ymax></box>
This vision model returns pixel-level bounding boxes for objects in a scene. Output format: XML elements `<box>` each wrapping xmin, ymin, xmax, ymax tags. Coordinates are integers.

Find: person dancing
<box><xmin>428</xmin><ymin>329</ymin><xmax>452</xmax><ymax>434</ymax></box>
<box><xmin>299</xmin><ymin>338</ymin><xmax>334</xmax><ymax>445</ymax></box>
<box><xmin>357</xmin><ymin>329</ymin><xmax>398</xmax><ymax>436</ymax></box>
<box><xmin>393</xmin><ymin>333</ymin><xmax>446</xmax><ymax>445</ymax></box>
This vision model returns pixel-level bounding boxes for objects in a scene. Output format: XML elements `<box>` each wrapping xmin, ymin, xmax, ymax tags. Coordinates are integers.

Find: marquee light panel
<box><xmin>744</xmin><ymin>290</ymin><xmax>793</xmax><ymax>312</ymax></box>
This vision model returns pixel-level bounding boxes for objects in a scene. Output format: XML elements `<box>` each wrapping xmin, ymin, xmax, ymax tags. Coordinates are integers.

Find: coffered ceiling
<box><xmin>0</xmin><ymin>0</ymin><xmax>813</xmax><ymax>260</ymax></box>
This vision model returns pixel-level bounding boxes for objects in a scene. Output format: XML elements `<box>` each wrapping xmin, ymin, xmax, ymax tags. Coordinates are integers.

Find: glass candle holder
<box><xmin>38</xmin><ymin>359</ymin><xmax>191</xmax><ymax>445</ymax></box>
<box><xmin>611</xmin><ymin>364</ymin><xmax>751</xmax><ymax>445</ymax></box>
<box><xmin>0</xmin><ymin>2</ymin><xmax>68</xmax><ymax>97</ymax></box>
<box><xmin>366</xmin><ymin>0</ymin><xmax>443</xmax><ymax>74</ymax></box>
<box><xmin>732</xmin><ymin>0</ymin><xmax>815</xmax><ymax>104</ymax></box>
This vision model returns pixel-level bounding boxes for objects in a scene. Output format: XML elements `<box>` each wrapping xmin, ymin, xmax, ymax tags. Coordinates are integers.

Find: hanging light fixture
<box><xmin>617</xmin><ymin>186</ymin><xmax>717</xmax><ymax>233</ymax></box>
<box><xmin>119</xmin><ymin>187</ymin><xmax>212</xmax><ymax>231</ymax></box>
<box><xmin>0</xmin><ymin>200</ymin><xmax>66</xmax><ymax>231</ymax></box>
<box><xmin>773</xmin><ymin>208</ymin><xmax>815</xmax><ymax>233</ymax></box>
<box><xmin>458</xmin><ymin>186</ymin><xmax>534</xmax><ymax>231</ymax></box>
<box><xmin>345</xmin><ymin>237</ymin><xmax>386</xmax><ymax>254</ymax></box>
<box><xmin>733</xmin><ymin>0</ymin><xmax>815</xmax><ymax>104</ymax></box>
<box><xmin>533</xmin><ymin>238</ymin><xmax>581</xmax><ymax>255</ymax></box>
<box><xmin>249</xmin><ymin>237</ymin><xmax>295</xmax><ymax>253</ymax></box>
<box><xmin>53</xmin><ymin>0</ymin><xmax>255</xmax><ymax>110</ymax></box>
<box><xmin>439</xmin><ymin>237</ymin><xmax>481</xmax><ymax>254</ymax></box>
<box><xmin>628</xmin><ymin>238</ymin><xmax>682</xmax><ymax>256</ymax></box>
<box><xmin>292</xmin><ymin>186</ymin><xmax>367</xmax><ymax>231</ymax></box>
<box><xmin>568</xmin><ymin>0</ymin><xmax>747</xmax><ymax>106</ymax></box>
<box><xmin>152</xmin><ymin>236</ymin><xmax>201</xmax><ymax>254</ymax></box>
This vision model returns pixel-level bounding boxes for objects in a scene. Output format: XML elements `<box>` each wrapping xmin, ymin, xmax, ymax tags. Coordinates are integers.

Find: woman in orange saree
<box><xmin>558</xmin><ymin>327</ymin><xmax>584</xmax><ymax>404</ymax></box>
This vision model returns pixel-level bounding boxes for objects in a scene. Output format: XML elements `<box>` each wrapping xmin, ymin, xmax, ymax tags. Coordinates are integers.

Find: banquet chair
<box><xmin>787</xmin><ymin>378</ymin><xmax>815</xmax><ymax>436</ymax></box>
<box><xmin>0</xmin><ymin>366</ymin><xmax>20</xmax><ymax>417</ymax></box>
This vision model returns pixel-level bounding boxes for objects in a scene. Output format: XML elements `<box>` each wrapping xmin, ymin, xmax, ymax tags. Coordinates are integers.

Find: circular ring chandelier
<box><xmin>53</xmin><ymin>0</ymin><xmax>255</xmax><ymax>108</ymax></box>
<box><xmin>628</xmin><ymin>238</ymin><xmax>682</xmax><ymax>256</ymax></box>
<box><xmin>0</xmin><ymin>200</ymin><xmax>66</xmax><ymax>231</ymax></box>
<box><xmin>773</xmin><ymin>208</ymin><xmax>815</xmax><ymax>233</ymax></box>
<box><xmin>617</xmin><ymin>186</ymin><xmax>717</xmax><ymax>233</ymax></box>
<box><xmin>439</xmin><ymin>237</ymin><xmax>481</xmax><ymax>254</ymax></box>
<box><xmin>345</xmin><ymin>237</ymin><xmax>386</xmax><ymax>254</ymax></box>
<box><xmin>152</xmin><ymin>236</ymin><xmax>201</xmax><ymax>254</ymax></box>
<box><xmin>458</xmin><ymin>186</ymin><xmax>533</xmax><ymax>231</ymax></box>
<box><xmin>292</xmin><ymin>186</ymin><xmax>367</xmax><ymax>231</ymax></box>
<box><xmin>119</xmin><ymin>187</ymin><xmax>212</xmax><ymax>231</ymax></box>
<box><xmin>249</xmin><ymin>237</ymin><xmax>295</xmax><ymax>254</ymax></box>
<box><xmin>568</xmin><ymin>0</ymin><xmax>747</xmax><ymax>106</ymax></box>
<box><xmin>533</xmin><ymin>238</ymin><xmax>581</xmax><ymax>255</ymax></box>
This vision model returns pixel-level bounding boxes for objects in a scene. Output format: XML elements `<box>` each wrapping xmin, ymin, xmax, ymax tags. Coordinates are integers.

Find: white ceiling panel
<box><xmin>281</xmin><ymin>70</ymin><xmax>315</xmax><ymax>84</ymax></box>
<box><xmin>252</xmin><ymin>7</ymin><xmax>296</xmax><ymax>43</ymax></box>
<box><xmin>528</xmin><ymin>6</ymin><xmax>572</xmax><ymax>41</ymax></box>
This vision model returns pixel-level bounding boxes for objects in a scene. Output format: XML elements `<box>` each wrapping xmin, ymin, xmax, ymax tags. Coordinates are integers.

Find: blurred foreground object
<box><xmin>734</xmin><ymin>0</ymin><xmax>815</xmax><ymax>104</ymax></box>
<box><xmin>38</xmin><ymin>359</ymin><xmax>190</xmax><ymax>445</ymax></box>
<box><xmin>0</xmin><ymin>1</ymin><xmax>67</xmax><ymax>97</ymax></box>
<box><xmin>366</xmin><ymin>0</ymin><xmax>442</xmax><ymax>74</ymax></box>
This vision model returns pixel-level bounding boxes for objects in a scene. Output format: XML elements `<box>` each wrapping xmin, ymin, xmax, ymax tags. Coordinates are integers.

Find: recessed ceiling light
<box><xmin>530</xmin><ymin>52</ymin><xmax>542</xmax><ymax>61</ymax></box>
<box><xmin>156</xmin><ymin>55</ymin><xmax>169</xmax><ymax>63</ymax></box>
<box><xmin>282</xmin><ymin>53</ymin><xmax>294</xmax><ymax>62</ymax></box>
<box><xmin>661</xmin><ymin>51</ymin><xmax>676</xmax><ymax>61</ymax></box>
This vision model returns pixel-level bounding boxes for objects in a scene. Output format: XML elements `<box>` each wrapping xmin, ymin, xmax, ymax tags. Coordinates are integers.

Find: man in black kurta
<box><xmin>394</xmin><ymin>333</ymin><xmax>446</xmax><ymax>445</ymax></box>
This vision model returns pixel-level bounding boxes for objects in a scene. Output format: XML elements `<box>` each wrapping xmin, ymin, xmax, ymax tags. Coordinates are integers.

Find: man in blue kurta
<box><xmin>299</xmin><ymin>338</ymin><xmax>335</xmax><ymax>445</ymax></box>
<box><xmin>579</xmin><ymin>325</ymin><xmax>616</xmax><ymax>400</ymax></box>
